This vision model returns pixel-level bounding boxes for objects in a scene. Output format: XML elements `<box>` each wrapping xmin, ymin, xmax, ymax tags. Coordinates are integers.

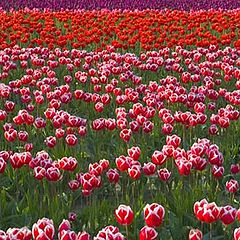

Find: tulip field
<box><xmin>0</xmin><ymin>1</ymin><xmax>240</xmax><ymax>240</ymax></box>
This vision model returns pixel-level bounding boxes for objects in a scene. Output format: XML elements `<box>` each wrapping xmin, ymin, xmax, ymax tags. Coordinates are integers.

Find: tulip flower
<box><xmin>226</xmin><ymin>179</ymin><xmax>239</xmax><ymax>193</ymax></box>
<box><xmin>194</xmin><ymin>199</ymin><xmax>220</xmax><ymax>223</ymax></box>
<box><xmin>219</xmin><ymin>205</ymin><xmax>237</xmax><ymax>225</ymax></box>
<box><xmin>144</xmin><ymin>203</ymin><xmax>165</xmax><ymax>228</ymax></box>
<box><xmin>157</xmin><ymin>168</ymin><xmax>171</xmax><ymax>181</ymax></box>
<box><xmin>139</xmin><ymin>226</ymin><xmax>158</xmax><ymax>240</ymax></box>
<box><xmin>114</xmin><ymin>205</ymin><xmax>134</xmax><ymax>225</ymax></box>
<box><xmin>234</xmin><ymin>227</ymin><xmax>240</xmax><ymax>240</ymax></box>
<box><xmin>106</xmin><ymin>169</ymin><xmax>120</xmax><ymax>184</ymax></box>
<box><xmin>188</xmin><ymin>228</ymin><xmax>203</xmax><ymax>240</ymax></box>
<box><xmin>77</xmin><ymin>231</ymin><xmax>91</xmax><ymax>240</ymax></box>
<box><xmin>32</xmin><ymin>218</ymin><xmax>55</xmax><ymax>240</ymax></box>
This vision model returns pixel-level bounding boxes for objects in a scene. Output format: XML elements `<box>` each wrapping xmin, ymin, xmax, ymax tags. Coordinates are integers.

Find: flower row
<box><xmin>1</xmin><ymin>200</ymin><xmax>240</xmax><ymax>240</ymax></box>
<box><xmin>1</xmin><ymin>0</ymin><xmax>240</xmax><ymax>11</ymax></box>
<box><xmin>1</xmin><ymin>135</ymin><xmax>239</xmax><ymax>196</ymax></box>
<box><xmin>0</xmin><ymin>9</ymin><xmax>240</xmax><ymax>50</ymax></box>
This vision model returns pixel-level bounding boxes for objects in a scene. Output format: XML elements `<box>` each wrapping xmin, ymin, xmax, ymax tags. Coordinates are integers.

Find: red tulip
<box><xmin>151</xmin><ymin>151</ymin><xmax>167</xmax><ymax>166</ymax></box>
<box><xmin>208</xmin><ymin>124</ymin><xmax>218</xmax><ymax>135</ymax></box>
<box><xmin>34</xmin><ymin>117</ymin><xmax>46</xmax><ymax>129</ymax></box>
<box><xmin>68</xmin><ymin>180</ymin><xmax>80</xmax><ymax>191</ymax></box>
<box><xmin>94</xmin><ymin>226</ymin><xmax>124</xmax><ymax>240</ymax></box>
<box><xmin>18</xmin><ymin>130</ymin><xmax>29</xmax><ymax>142</ymax></box>
<box><xmin>234</xmin><ymin>227</ymin><xmax>240</xmax><ymax>240</ymax></box>
<box><xmin>4</xmin><ymin>100</ymin><xmax>15</xmax><ymax>112</ymax></box>
<box><xmin>115</xmin><ymin>205</ymin><xmax>134</xmax><ymax>225</ymax></box>
<box><xmin>34</xmin><ymin>166</ymin><xmax>46</xmax><ymax>180</ymax></box>
<box><xmin>143</xmin><ymin>163</ymin><xmax>156</xmax><ymax>176</ymax></box>
<box><xmin>231</xmin><ymin>164</ymin><xmax>240</xmax><ymax>174</ymax></box>
<box><xmin>129</xmin><ymin>120</ymin><xmax>140</xmax><ymax>132</ymax></box>
<box><xmin>92</xmin><ymin>118</ymin><xmax>105</xmax><ymax>131</ymax></box>
<box><xmin>219</xmin><ymin>117</ymin><xmax>230</xmax><ymax>128</ymax></box>
<box><xmin>219</xmin><ymin>205</ymin><xmax>237</xmax><ymax>225</ymax></box>
<box><xmin>157</xmin><ymin>168</ymin><xmax>171</xmax><ymax>181</ymax></box>
<box><xmin>105</xmin><ymin>118</ymin><xmax>116</xmax><ymax>131</ymax></box>
<box><xmin>4</xmin><ymin>128</ymin><xmax>17</xmax><ymax>142</ymax></box>
<box><xmin>25</xmin><ymin>143</ymin><xmax>34</xmax><ymax>152</ymax></box>
<box><xmin>194</xmin><ymin>102</ymin><xmax>206</xmax><ymax>113</ymax></box>
<box><xmin>82</xmin><ymin>189</ymin><xmax>92</xmax><ymax>197</ymax></box>
<box><xmin>175</xmin><ymin>158</ymin><xmax>192</xmax><ymax>176</ymax></box>
<box><xmin>194</xmin><ymin>199</ymin><xmax>220</xmax><ymax>223</ymax></box>
<box><xmin>99</xmin><ymin>159</ymin><xmax>109</xmax><ymax>171</ymax></box>
<box><xmin>7</xmin><ymin>227</ymin><xmax>32</xmax><ymax>240</ymax></box>
<box><xmin>0</xmin><ymin>110</ymin><xmax>7</xmax><ymax>121</ymax></box>
<box><xmin>0</xmin><ymin>157</ymin><xmax>7</xmax><ymax>174</ymax></box>
<box><xmin>10</xmin><ymin>153</ymin><xmax>24</xmax><ymax>169</ymax></box>
<box><xmin>139</xmin><ymin>226</ymin><xmax>158</xmax><ymax>240</ymax></box>
<box><xmin>0</xmin><ymin>230</ymin><xmax>6</xmax><ymax>240</ymax></box>
<box><xmin>211</xmin><ymin>165</ymin><xmax>224</xmax><ymax>178</ymax></box>
<box><xmin>44</xmin><ymin>108</ymin><xmax>56</xmax><ymax>119</ymax></box>
<box><xmin>119</xmin><ymin>129</ymin><xmax>132</xmax><ymax>142</ymax></box>
<box><xmin>162</xmin><ymin>145</ymin><xmax>174</xmax><ymax>157</ymax></box>
<box><xmin>144</xmin><ymin>203</ymin><xmax>165</xmax><ymax>228</ymax></box>
<box><xmin>191</xmin><ymin>156</ymin><xmax>207</xmax><ymax>171</ymax></box>
<box><xmin>65</xmin><ymin>134</ymin><xmax>78</xmax><ymax>146</ymax></box>
<box><xmin>106</xmin><ymin>169</ymin><xmax>119</xmax><ymax>184</ymax></box>
<box><xmin>127</xmin><ymin>146</ymin><xmax>141</xmax><ymax>161</ymax></box>
<box><xmin>166</xmin><ymin>135</ymin><xmax>181</xmax><ymax>148</ymax></box>
<box><xmin>58</xmin><ymin>219</ymin><xmax>71</xmax><ymax>234</ymax></box>
<box><xmin>128</xmin><ymin>165</ymin><xmax>141</xmax><ymax>180</ymax></box>
<box><xmin>161</xmin><ymin>123</ymin><xmax>173</xmax><ymax>135</ymax></box>
<box><xmin>59</xmin><ymin>230</ymin><xmax>77</xmax><ymax>240</ymax></box>
<box><xmin>89</xmin><ymin>163</ymin><xmax>103</xmax><ymax>176</ymax></box>
<box><xmin>32</xmin><ymin>218</ymin><xmax>55</xmax><ymax>240</ymax></box>
<box><xmin>237</xmin><ymin>209</ymin><xmax>240</xmax><ymax>222</ymax></box>
<box><xmin>226</xmin><ymin>179</ymin><xmax>239</xmax><ymax>193</ymax></box>
<box><xmin>0</xmin><ymin>151</ymin><xmax>9</xmax><ymax>161</ymax></box>
<box><xmin>80</xmin><ymin>173</ymin><xmax>99</xmax><ymax>191</ymax></box>
<box><xmin>55</xmin><ymin>128</ymin><xmax>65</xmax><ymax>139</ymax></box>
<box><xmin>46</xmin><ymin>167</ymin><xmax>61</xmax><ymax>181</ymax></box>
<box><xmin>143</xmin><ymin>120</ymin><xmax>154</xmax><ymax>133</ymax></box>
<box><xmin>77</xmin><ymin>231</ymin><xmax>90</xmax><ymax>240</ymax></box>
<box><xmin>188</xmin><ymin>229</ymin><xmax>203</xmax><ymax>240</ymax></box>
<box><xmin>208</xmin><ymin>150</ymin><xmax>224</xmax><ymax>166</ymax></box>
<box><xmin>58</xmin><ymin>219</ymin><xmax>76</xmax><ymax>240</ymax></box>
<box><xmin>78</xmin><ymin>126</ymin><xmax>87</xmax><ymax>137</ymax></box>
<box><xmin>45</xmin><ymin>136</ymin><xmax>57</xmax><ymax>148</ymax></box>
<box><xmin>115</xmin><ymin>156</ymin><xmax>131</xmax><ymax>172</ymax></box>
<box><xmin>59</xmin><ymin>157</ymin><xmax>78</xmax><ymax>171</ymax></box>
<box><xmin>94</xmin><ymin>102</ymin><xmax>104</xmax><ymax>112</ymax></box>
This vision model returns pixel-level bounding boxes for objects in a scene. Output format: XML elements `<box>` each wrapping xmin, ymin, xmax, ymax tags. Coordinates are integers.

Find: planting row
<box><xmin>0</xmin><ymin>0</ymin><xmax>240</xmax><ymax>11</ymax></box>
<box><xmin>0</xmin><ymin>9</ymin><xmax>240</xmax><ymax>50</ymax></box>
<box><xmin>1</xmin><ymin>136</ymin><xmax>239</xmax><ymax>190</ymax></box>
<box><xmin>1</xmin><ymin>201</ymin><xmax>240</xmax><ymax>240</ymax></box>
